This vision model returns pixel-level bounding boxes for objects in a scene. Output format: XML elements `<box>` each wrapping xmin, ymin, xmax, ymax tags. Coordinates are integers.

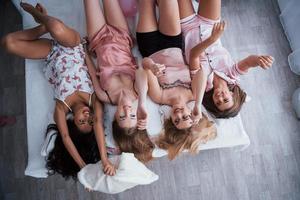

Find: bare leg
<box><xmin>1</xmin><ymin>25</ymin><xmax>52</xmax><ymax>59</ymax></box>
<box><xmin>136</xmin><ymin>0</ymin><xmax>158</xmax><ymax>33</ymax></box>
<box><xmin>83</xmin><ymin>0</ymin><xmax>106</xmax><ymax>38</ymax></box>
<box><xmin>177</xmin><ymin>0</ymin><xmax>195</xmax><ymax>20</ymax></box>
<box><xmin>103</xmin><ymin>0</ymin><xmax>129</xmax><ymax>32</ymax></box>
<box><xmin>198</xmin><ymin>0</ymin><xmax>221</xmax><ymax>20</ymax></box>
<box><xmin>21</xmin><ymin>2</ymin><xmax>81</xmax><ymax>47</ymax></box>
<box><xmin>157</xmin><ymin>0</ymin><xmax>181</xmax><ymax>36</ymax></box>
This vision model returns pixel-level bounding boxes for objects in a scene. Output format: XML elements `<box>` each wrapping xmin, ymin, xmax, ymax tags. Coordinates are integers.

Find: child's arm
<box><xmin>191</xmin><ymin>67</ymin><xmax>208</xmax><ymax>124</ymax></box>
<box><xmin>189</xmin><ymin>21</ymin><xmax>226</xmax><ymax>71</ymax></box>
<box><xmin>84</xmin><ymin>49</ymin><xmax>109</xmax><ymax>102</ymax></box>
<box><xmin>54</xmin><ymin>102</ymin><xmax>86</xmax><ymax>168</ymax></box>
<box><xmin>237</xmin><ymin>55</ymin><xmax>274</xmax><ymax>73</ymax></box>
<box><xmin>135</xmin><ymin>68</ymin><xmax>148</xmax><ymax>130</ymax></box>
<box><xmin>93</xmin><ymin>98</ymin><xmax>116</xmax><ymax>176</ymax></box>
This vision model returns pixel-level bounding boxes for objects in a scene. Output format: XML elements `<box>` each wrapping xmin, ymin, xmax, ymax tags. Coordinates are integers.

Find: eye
<box><xmin>130</xmin><ymin>114</ymin><xmax>136</xmax><ymax>118</ymax></box>
<box><xmin>224</xmin><ymin>99</ymin><xmax>229</xmax><ymax>103</ymax></box>
<box><xmin>183</xmin><ymin>115</ymin><xmax>190</xmax><ymax>120</ymax></box>
<box><xmin>174</xmin><ymin>118</ymin><xmax>180</xmax><ymax>125</ymax></box>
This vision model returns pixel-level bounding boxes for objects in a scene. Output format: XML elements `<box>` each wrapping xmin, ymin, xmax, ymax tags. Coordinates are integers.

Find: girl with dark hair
<box><xmin>82</xmin><ymin>0</ymin><xmax>154</xmax><ymax>162</ymax></box>
<box><xmin>46</xmin><ymin>120</ymin><xmax>100</xmax><ymax>180</ymax></box>
<box><xmin>136</xmin><ymin>0</ymin><xmax>216</xmax><ymax>159</ymax></box>
<box><xmin>2</xmin><ymin>2</ymin><xmax>115</xmax><ymax>177</ymax></box>
<box><xmin>178</xmin><ymin>0</ymin><xmax>274</xmax><ymax>118</ymax></box>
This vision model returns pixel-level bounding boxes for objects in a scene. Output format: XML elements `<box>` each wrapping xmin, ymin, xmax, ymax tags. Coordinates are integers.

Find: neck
<box><xmin>213</xmin><ymin>74</ymin><xmax>228</xmax><ymax>90</ymax></box>
<box><xmin>118</xmin><ymin>90</ymin><xmax>136</xmax><ymax>106</ymax></box>
<box><xmin>169</xmin><ymin>94</ymin><xmax>188</xmax><ymax>107</ymax></box>
<box><xmin>72</xmin><ymin>101</ymin><xmax>86</xmax><ymax>112</ymax></box>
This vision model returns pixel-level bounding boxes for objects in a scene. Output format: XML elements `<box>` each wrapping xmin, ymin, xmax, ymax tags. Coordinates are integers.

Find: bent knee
<box><xmin>48</xmin><ymin>19</ymin><xmax>66</xmax><ymax>38</ymax></box>
<box><xmin>1</xmin><ymin>34</ymin><xmax>17</xmax><ymax>53</ymax></box>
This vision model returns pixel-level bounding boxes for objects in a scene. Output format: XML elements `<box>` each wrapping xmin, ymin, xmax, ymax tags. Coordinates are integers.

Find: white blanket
<box><xmin>78</xmin><ymin>153</ymin><xmax>159</xmax><ymax>194</ymax></box>
<box><xmin>11</xmin><ymin>0</ymin><xmax>250</xmax><ymax>178</ymax></box>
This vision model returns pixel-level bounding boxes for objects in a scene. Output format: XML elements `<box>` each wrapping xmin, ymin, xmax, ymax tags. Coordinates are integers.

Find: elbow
<box><xmin>142</xmin><ymin>57</ymin><xmax>153</xmax><ymax>70</ymax></box>
<box><xmin>1</xmin><ymin>33</ymin><xmax>17</xmax><ymax>54</ymax></box>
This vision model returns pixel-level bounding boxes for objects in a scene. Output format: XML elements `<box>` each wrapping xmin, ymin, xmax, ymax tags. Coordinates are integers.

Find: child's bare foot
<box><xmin>35</xmin><ymin>3</ymin><xmax>47</xmax><ymax>16</ymax></box>
<box><xmin>20</xmin><ymin>2</ymin><xmax>47</xmax><ymax>24</ymax></box>
<box><xmin>247</xmin><ymin>55</ymin><xmax>274</xmax><ymax>69</ymax></box>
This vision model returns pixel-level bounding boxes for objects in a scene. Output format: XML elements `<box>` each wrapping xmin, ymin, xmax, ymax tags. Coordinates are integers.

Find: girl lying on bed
<box><xmin>136</xmin><ymin>0</ymin><xmax>217</xmax><ymax>160</ymax></box>
<box><xmin>1</xmin><ymin>2</ymin><xmax>116</xmax><ymax>179</ymax></box>
<box><xmin>178</xmin><ymin>0</ymin><xmax>274</xmax><ymax>118</ymax></box>
<box><xmin>82</xmin><ymin>0</ymin><xmax>154</xmax><ymax>163</ymax></box>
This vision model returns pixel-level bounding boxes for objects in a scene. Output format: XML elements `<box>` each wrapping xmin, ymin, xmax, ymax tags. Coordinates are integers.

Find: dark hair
<box><xmin>157</xmin><ymin>114</ymin><xmax>216</xmax><ymax>160</ymax></box>
<box><xmin>46</xmin><ymin>120</ymin><xmax>100</xmax><ymax>180</ymax></box>
<box><xmin>112</xmin><ymin>120</ymin><xmax>154</xmax><ymax>163</ymax></box>
<box><xmin>202</xmin><ymin>84</ymin><xmax>247</xmax><ymax>118</ymax></box>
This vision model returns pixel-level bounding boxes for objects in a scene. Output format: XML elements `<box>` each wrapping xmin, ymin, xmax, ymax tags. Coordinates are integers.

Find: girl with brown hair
<box><xmin>178</xmin><ymin>0</ymin><xmax>274</xmax><ymax>118</ymax></box>
<box><xmin>136</xmin><ymin>0</ymin><xmax>216</xmax><ymax>159</ymax></box>
<box><xmin>82</xmin><ymin>0</ymin><xmax>154</xmax><ymax>163</ymax></box>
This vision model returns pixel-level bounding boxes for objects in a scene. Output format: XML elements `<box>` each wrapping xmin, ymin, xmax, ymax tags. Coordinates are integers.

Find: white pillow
<box><xmin>288</xmin><ymin>49</ymin><xmax>300</xmax><ymax>75</ymax></box>
<box><xmin>77</xmin><ymin>153</ymin><xmax>159</xmax><ymax>194</ymax></box>
<box><xmin>279</xmin><ymin>0</ymin><xmax>300</xmax><ymax>51</ymax></box>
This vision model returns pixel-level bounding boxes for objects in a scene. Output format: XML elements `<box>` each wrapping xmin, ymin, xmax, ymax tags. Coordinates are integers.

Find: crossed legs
<box><xmin>1</xmin><ymin>2</ymin><xmax>80</xmax><ymax>59</ymax></box>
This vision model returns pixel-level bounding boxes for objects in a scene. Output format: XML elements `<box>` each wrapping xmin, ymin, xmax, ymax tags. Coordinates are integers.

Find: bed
<box><xmin>11</xmin><ymin>0</ymin><xmax>250</xmax><ymax>178</ymax></box>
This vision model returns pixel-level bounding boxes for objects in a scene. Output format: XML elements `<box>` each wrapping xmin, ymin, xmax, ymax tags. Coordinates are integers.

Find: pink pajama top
<box><xmin>181</xmin><ymin>14</ymin><xmax>246</xmax><ymax>91</ymax></box>
<box><xmin>89</xmin><ymin>24</ymin><xmax>137</xmax><ymax>91</ymax></box>
<box><xmin>149</xmin><ymin>48</ymin><xmax>191</xmax><ymax>89</ymax></box>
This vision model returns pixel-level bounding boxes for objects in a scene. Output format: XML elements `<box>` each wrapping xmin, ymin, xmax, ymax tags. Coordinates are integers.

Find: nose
<box><xmin>123</xmin><ymin>106</ymin><xmax>131</xmax><ymax>117</ymax></box>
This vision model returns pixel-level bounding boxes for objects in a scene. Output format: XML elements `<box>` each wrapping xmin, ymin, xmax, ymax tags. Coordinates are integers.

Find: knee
<box><xmin>1</xmin><ymin>33</ymin><xmax>17</xmax><ymax>53</ymax></box>
<box><xmin>48</xmin><ymin>19</ymin><xmax>66</xmax><ymax>39</ymax></box>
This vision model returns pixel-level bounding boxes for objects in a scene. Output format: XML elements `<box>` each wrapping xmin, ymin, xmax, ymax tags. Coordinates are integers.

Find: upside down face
<box><xmin>170</xmin><ymin>104</ymin><xmax>193</xmax><ymax>130</ymax></box>
<box><xmin>73</xmin><ymin>106</ymin><xmax>93</xmax><ymax>133</ymax></box>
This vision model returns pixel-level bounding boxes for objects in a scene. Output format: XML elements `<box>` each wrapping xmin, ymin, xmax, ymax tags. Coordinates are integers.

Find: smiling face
<box><xmin>170</xmin><ymin>104</ymin><xmax>193</xmax><ymax>130</ymax></box>
<box><xmin>73</xmin><ymin>106</ymin><xmax>93</xmax><ymax>133</ymax></box>
<box><xmin>212</xmin><ymin>86</ymin><xmax>234</xmax><ymax>111</ymax></box>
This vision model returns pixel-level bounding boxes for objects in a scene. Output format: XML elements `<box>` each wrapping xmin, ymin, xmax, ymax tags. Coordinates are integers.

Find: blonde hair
<box><xmin>112</xmin><ymin>120</ymin><xmax>154</xmax><ymax>163</ymax></box>
<box><xmin>157</xmin><ymin>114</ymin><xmax>217</xmax><ymax>160</ymax></box>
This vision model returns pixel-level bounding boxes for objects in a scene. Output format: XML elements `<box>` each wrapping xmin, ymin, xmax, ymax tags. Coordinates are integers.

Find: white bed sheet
<box><xmin>12</xmin><ymin>0</ymin><xmax>250</xmax><ymax>178</ymax></box>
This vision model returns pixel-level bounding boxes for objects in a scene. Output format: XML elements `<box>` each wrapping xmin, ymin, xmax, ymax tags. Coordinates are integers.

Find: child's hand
<box><xmin>247</xmin><ymin>55</ymin><xmax>274</xmax><ymax>69</ymax></box>
<box><xmin>256</xmin><ymin>55</ymin><xmax>274</xmax><ymax>69</ymax></box>
<box><xmin>102</xmin><ymin>160</ymin><xmax>116</xmax><ymax>176</ymax></box>
<box><xmin>150</xmin><ymin>63</ymin><xmax>166</xmax><ymax>77</ymax></box>
<box><xmin>210</xmin><ymin>21</ymin><xmax>226</xmax><ymax>42</ymax></box>
<box><xmin>137</xmin><ymin>104</ymin><xmax>147</xmax><ymax>130</ymax></box>
<box><xmin>191</xmin><ymin>105</ymin><xmax>202</xmax><ymax>125</ymax></box>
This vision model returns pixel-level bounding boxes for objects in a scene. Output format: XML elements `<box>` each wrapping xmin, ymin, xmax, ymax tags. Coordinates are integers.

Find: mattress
<box><xmin>11</xmin><ymin>0</ymin><xmax>250</xmax><ymax>178</ymax></box>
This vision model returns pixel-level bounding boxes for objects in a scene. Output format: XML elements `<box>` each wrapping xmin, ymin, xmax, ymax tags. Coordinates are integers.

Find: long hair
<box><xmin>46</xmin><ymin>120</ymin><xmax>100</xmax><ymax>180</ymax></box>
<box><xmin>157</xmin><ymin>114</ymin><xmax>216</xmax><ymax>160</ymax></box>
<box><xmin>112</xmin><ymin>120</ymin><xmax>154</xmax><ymax>163</ymax></box>
<box><xmin>202</xmin><ymin>84</ymin><xmax>246</xmax><ymax>118</ymax></box>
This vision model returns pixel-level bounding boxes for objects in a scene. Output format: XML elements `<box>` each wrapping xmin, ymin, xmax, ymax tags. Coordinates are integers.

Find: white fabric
<box><xmin>78</xmin><ymin>153</ymin><xmax>159</xmax><ymax>194</ymax></box>
<box><xmin>279</xmin><ymin>0</ymin><xmax>300</xmax><ymax>52</ymax></box>
<box><xmin>11</xmin><ymin>0</ymin><xmax>250</xmax><ymax>178</ymax></box>
<box><xmin>288</xmin><ymin>49</ymin><xmax>300</xmax><ymax>75</ymax></box>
